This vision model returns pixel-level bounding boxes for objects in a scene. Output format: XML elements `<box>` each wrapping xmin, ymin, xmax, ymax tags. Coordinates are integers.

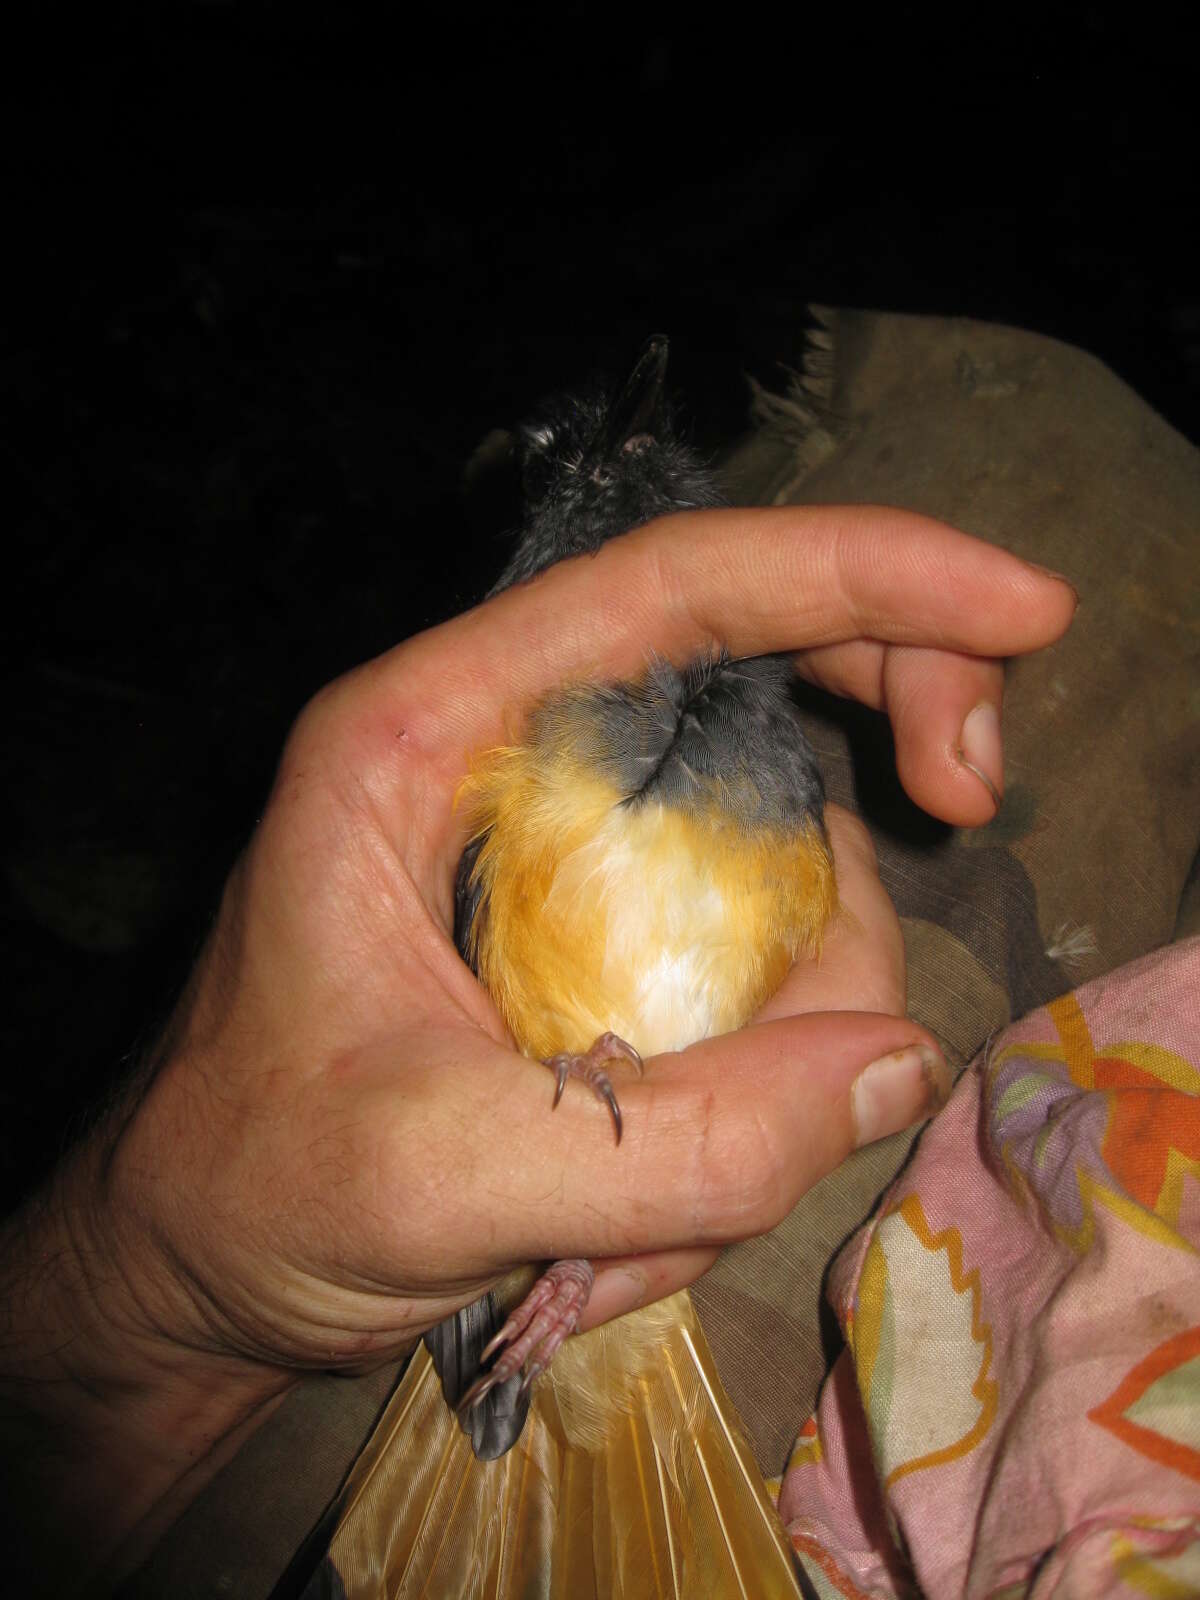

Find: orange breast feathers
<box><xmin>457</xmin><ymin>686</ymin><xmax>837</xmax><ymax>1064</ymax></box>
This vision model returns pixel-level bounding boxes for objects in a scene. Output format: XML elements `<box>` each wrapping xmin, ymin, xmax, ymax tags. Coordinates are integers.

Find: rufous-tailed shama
<box><xmin>329</xmin><ymin>338</ymin><xmax>835</xmax><ymax>1598</ymax></box>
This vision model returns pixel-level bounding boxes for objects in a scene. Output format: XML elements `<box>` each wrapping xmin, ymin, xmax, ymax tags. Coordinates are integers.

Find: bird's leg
<box><xmin>457</xmin><ymin>1034</ymin><xmax>640</xmax><ymax>1414</ymax></box>
<box><xmin>456</xmin><ymin>1035</ymin><xmax>641</xmax><ymax>1413</ymax></box>
<box><xmin>544</xmin><ymin>1031</ymin><xmax>643</xmax><ymax>1145</ymax></box>
<box><xmin>457</xmin><ymin>1259</ymin><xmax>595</xmax><ymax>1414</ymax></box>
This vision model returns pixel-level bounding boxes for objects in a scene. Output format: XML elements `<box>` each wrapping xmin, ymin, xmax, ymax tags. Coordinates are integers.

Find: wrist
<box><xmin>0</xmin><ymin>1133</ymin><xmax>294</xmax><ymax>1592</ymax></box>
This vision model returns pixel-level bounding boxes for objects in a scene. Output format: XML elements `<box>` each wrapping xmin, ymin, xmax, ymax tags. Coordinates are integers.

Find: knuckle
<box><xmin>690</xmin><ymin>1102</ymin><xmax>793</xmax><ymax>1242</ymax></box>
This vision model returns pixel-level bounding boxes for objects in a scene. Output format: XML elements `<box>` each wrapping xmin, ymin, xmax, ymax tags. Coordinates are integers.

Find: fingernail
<box><xmin>1025</xmin><ymin>561</ymin><xmax>1080</xmax><ymax>603</ymax></box>
<box><xmin>586</xmin><ymin>1265</ymin><xmax>648</xmax><ymax>1324</ymax></box>
<box><xmin>958</xmin><ymin>702</ymin><xmax>1003</xmax><ymax>812</ymax></box>
<box><xmin>852</xmin><ymin>1045</ymin><xmax>950</xmax><ymax>1148</ymax></box>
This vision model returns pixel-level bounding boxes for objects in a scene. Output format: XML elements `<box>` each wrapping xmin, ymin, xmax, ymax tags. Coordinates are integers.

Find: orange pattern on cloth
<box><xmin>1049</xmin><ymin>990</ymin><xmax>1200</xmax><ymax>1223</ymax></box>
<box><xmin>1089</xmin><ymin>1326</ymin><xmax>1200</xmax><ymax>1485</ymax></box>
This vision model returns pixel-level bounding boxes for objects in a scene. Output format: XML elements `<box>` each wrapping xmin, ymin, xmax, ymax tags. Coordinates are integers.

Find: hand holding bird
<box><xmin>0</xmin><ymin>478</ymin><xmax>1075</xmax><ymax>1593</ymax></box>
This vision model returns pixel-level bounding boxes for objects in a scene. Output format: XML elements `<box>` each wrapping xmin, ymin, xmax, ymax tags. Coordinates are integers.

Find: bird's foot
<box><xmin>457</xmin><ymin>1258</ymin><xmax>595</xmax><ymax>1413</ymax></box>
<box><xmin>544</xmin><ymin>1031</ymin><xmax>642</xmax><ymax>1144</ymax></box>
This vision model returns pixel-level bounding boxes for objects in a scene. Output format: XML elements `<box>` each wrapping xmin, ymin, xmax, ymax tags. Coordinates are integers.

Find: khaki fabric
<box><xmin>135</xmin><ymin>312</ymin><xmax>1200</xmax><ymax>1590</ymax></box>
<box><xmin>697</xmin><ymin>307</ymin><xmax>1200</xmax><ymax>1474</ymax></box>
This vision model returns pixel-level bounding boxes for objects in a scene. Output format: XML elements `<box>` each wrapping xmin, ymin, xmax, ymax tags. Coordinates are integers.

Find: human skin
<box><xmin>0</xmin><ymin>506</ymin><xmax>1076</xmax><ymax>1592</ymax></box>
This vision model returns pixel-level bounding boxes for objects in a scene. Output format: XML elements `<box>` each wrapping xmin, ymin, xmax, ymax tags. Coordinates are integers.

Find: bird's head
<box><xmin>492</xmin><ymin>336</ymin><xmax>724</xmax><ymax>591</ymax></box>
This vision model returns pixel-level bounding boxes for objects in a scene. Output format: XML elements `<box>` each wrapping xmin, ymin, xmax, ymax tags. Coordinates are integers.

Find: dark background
<box><xmin>4</xmin><ymin>7</ymin><xmax>1196</xmax><ymax>1209</ymax></box>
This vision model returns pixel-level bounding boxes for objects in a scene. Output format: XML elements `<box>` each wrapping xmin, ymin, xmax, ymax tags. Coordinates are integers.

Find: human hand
<box><xmin>99</xmin><ymin>504</ymin><xmax>1073</xmax><ymax>1354</ymax></box>
<box><xmin>0</xmin><ymin>505</ymin><xmax>1075</xmax><ymax>1585</ymax></box>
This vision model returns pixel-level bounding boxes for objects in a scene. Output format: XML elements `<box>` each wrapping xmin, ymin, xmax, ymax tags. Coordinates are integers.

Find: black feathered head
<box><xmin>492</xmin><ymin>337</ymin><xmax>725</xmax><ymax>592</ymax></box>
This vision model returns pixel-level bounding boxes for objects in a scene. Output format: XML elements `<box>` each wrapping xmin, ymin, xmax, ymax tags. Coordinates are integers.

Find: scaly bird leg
<box><xmin>458</xmin><ymin>1034</ymin><xmax>641</xmax><ymax>1415</ymax></box>
<box><xmin>544</xmin><ymin>1031</ymin><xmax>643</xmax><ymax>1145</ymax></box>
<box><xmin>457</xmin><ymin>1259</ymin><xmax>595</xmax><ymax>1414</ymax></box>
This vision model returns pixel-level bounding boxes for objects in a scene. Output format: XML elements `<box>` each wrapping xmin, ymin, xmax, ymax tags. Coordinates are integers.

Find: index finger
<box><xmin>384</xmin><ymin>506</ymin><xmax>1076</xmax><ymax>759</ymax></box>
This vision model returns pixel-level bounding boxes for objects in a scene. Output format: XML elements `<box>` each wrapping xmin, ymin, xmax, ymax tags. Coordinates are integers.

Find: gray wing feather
<box><xmin>423</xmin><ymin>1293</ymin><xmax>530</xmax><ymax>1461</ymax></box>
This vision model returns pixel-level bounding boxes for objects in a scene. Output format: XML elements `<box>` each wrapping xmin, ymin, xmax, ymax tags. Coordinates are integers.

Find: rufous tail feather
<box><xmin>328</xmin><ymin>1290</ymin><xmax>801</xmax><ymax>1598</ymax></box>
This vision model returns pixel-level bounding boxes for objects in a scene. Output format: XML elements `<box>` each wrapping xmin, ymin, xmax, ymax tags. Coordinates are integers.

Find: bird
<box><xmin>328</xmin><ymin>337</ymin><xmax>836</xmax><ymax>1598</ymax></box>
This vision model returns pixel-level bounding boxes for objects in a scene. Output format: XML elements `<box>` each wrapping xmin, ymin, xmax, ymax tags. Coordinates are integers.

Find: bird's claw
<box><xmin>457</xmin><ymin>1259</ymin><xmax>595</xmax><ymax>1414</ymax></box>
<box><xmin>544</xmin><ymin>1031</ymin><xmax>642</xmax><ymax>1144</ymax></box>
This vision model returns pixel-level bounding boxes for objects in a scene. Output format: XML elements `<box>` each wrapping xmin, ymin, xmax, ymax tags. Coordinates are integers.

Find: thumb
<box><xmin>577</xmin><ymin>1014</ymin><xmax>948</xmax><ymax>1329</ymax></box>
<box><xmin>501</xmin><ymin>1011</ymin><xmax>949</xmax><ymax>1273</ymax></box>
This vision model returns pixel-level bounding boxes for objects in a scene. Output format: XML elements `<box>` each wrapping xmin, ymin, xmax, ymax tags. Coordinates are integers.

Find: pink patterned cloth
<box><xmin>777</xmin><ymin>938</ymin><xmax>1200</xmax><ymax>1598</ymax></box>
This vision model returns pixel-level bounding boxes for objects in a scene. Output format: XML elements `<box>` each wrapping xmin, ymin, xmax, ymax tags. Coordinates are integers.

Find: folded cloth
<box><xmin>778</xmin><ymin>937</ymin><xmax>1200</xmax><ymax>1598</ymax></box>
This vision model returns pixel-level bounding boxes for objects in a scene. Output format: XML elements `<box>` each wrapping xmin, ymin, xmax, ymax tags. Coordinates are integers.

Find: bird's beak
<box><xmin>597</xmin><ymin>335</ymin><xmax>669</xmax><ymax>456</ymax></box>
